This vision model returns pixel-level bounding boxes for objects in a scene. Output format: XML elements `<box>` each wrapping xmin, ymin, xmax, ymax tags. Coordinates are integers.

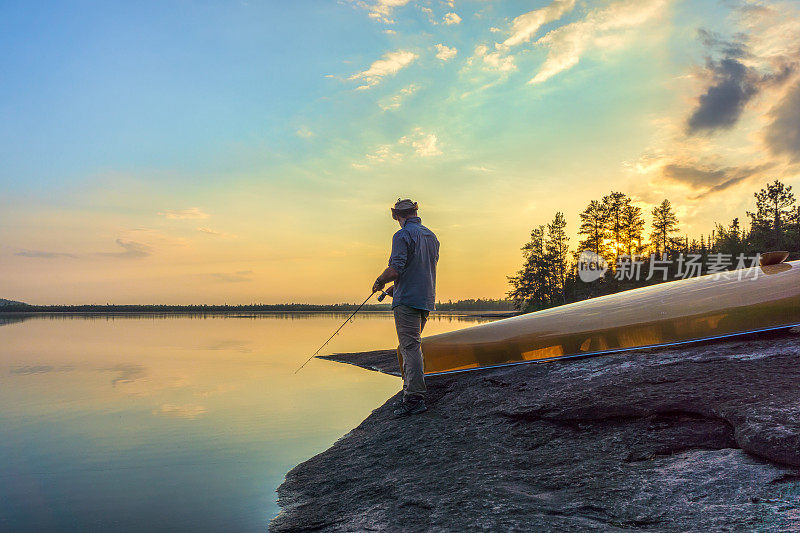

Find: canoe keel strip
<box><xmin>418</xmin><ymin>260</ymin><xmax>800</xmax><ymax>375</ymax></box>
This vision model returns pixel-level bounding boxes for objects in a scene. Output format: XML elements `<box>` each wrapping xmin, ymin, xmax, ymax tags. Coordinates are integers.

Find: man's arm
<box><xmin>372</xmin><ymin>266</ymin><xmax>398</xmax><ymax>293</ymax></box>
<box><xmin>373</xmin><ymin>230</ymin><xmax>408</xmax><ymax>293</ymax></box>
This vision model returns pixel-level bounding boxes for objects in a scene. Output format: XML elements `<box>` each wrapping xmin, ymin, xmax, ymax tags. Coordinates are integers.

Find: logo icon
<box><xmin>577</xmin><ymin>250</ymin><xmax>608</xmax><ymax>282</ymax></box>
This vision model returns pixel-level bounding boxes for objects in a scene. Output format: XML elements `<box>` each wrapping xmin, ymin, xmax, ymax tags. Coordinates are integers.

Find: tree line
<box><xmin>0</xmin><ymin>299</ymin><xmax>515</xmax><ymax>314</ymax></box>
<box><xmin>508</xmin><ymin>180</ymin><xmax>800</xmax><ymax>312</ymax></box>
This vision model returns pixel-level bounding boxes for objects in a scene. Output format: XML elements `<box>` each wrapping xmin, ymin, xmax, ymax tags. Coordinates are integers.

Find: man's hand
<box><xmin>372</xmin><ymin>266</ymin><xmax>399</xmax><ymax>294</ymax></box>
<box><xmin>385</xmin><ymin>285</ymin><xmax>394</xmax><ymax>297</ymax></box>
<box><xmin>372</xmin><ymin>278</ymin><xmax>385</xmax><ymax>294</ymax></box>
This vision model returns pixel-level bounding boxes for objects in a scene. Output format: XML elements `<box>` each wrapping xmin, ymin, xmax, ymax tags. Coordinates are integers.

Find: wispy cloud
<box><xmin>159</xmin><ymin>207</ymin><xmax>209</xmax><ymax>219</ymax></box>
<box><xmin>662</xmin><ymin>161</ymin><xmax>776</xmax><ymax>198</ymax></box>
<box><xmin>15</xmin><ymin>249</ymin><xmax>76</xmax><ymax>259</ymax></box>
<box><xmin>462</xmin><ymin>0</ymin><xmax>574</xmax><ymax>80</ymax></box>
<box><xmin>364</xmin><ymin>144</ymin><xmax>404</xmax><ymax>164</ymax></box>
<box><xmin>354</xmin><ymin>127</ymin><xmax>442</xmax><ymax>168</ymax></box>
<box><xmin>197</xmin><ymin>227</ymin><xmax>235</xmax><ymax>238</ymax></box>
<box><xmin>499</xmin><ymin>0</ymin><xmax>576</xmax><ymax>48</ymax></box>
<box><xmin>473</xmin><ymin>44</ymin><xmax>516</xmax><ymax>72</ymax></box>
<box><xmin>400</xmin><ymin>127</ymin><xmax>442</xmax><ymax>157</ymax></box>
<box><xmin>349</xmin><ymin>50</ymin><xmax>418</xmax><ymax>90</ymax></box>
<box><xmin>528</xmin><ymin>0</ymin><xmax>669</xmax><ymax>85</ymax></box>
<box><xmin>296</xmin><ymin>127</ymin><xmax>314</xmax><ymax>138</ymax></box>
<box><xmin>466</xmin><ymin>165</ymin><xmax>495</xmax><ymax>173</ymax></box>
<box><xmin>379</xmin><ymin>84</ymin><xmax>418</xmax><ymax>110</ymax></box>
<box><xmin>354</xmin><ymin>0</ymin><xmax>411</xmax><ymax>24</ymax></box>
<box><xmin>434</xmin><ymin>44</ymin><xmax>457</xmax><ymax>61</ymax></box>
<box><xmin>101</xmin><ymin>239</ymin><xmax>152</xmax><ymax>259</ymax></box>
<box><xmin>210</xmin><ymin>270</ymin><xmax>254</xmax><ymax>283</ymax></box>
<box><xmin>10</xmin><ymin>364</ymin><xmax>75</xmax><ymax>374</ymax></box>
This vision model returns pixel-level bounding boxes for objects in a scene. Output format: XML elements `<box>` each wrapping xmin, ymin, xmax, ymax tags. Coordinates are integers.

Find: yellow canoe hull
<box><xmin>419</xmin><ymin>261</ymin><xmax>800</xmax><ymax>375</ymax></box>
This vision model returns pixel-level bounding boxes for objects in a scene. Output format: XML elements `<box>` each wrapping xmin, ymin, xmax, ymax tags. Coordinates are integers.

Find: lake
<box><xmin>0</xmin><ymin>312</ymin><xmax>492</xmax><ymax>532</ymax></box>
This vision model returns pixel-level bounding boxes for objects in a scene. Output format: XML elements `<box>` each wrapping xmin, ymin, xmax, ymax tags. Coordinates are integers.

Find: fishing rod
<box><xmin>294</xmin><ymin>288</ymin><xmax>389</xmax><ymax>374</ymax></box>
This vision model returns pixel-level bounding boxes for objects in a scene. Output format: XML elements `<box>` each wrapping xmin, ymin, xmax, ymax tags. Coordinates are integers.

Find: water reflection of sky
<box><xmin>0</xmin><ymin>313</ymin><xmax>491</xmax><ymax>532</ymax></box>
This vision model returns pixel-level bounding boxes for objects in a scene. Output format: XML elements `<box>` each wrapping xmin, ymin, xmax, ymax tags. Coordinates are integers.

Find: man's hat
<box><xmin>391</xmin><ymin>198</ymin><xmax>418</xmax><ymax>218</ymax></box>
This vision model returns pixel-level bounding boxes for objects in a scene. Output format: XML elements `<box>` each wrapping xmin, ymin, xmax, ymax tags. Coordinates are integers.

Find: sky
<box><xmin>1</xmin><ymin>0</ymin><xmax>800</xmax><ymax>305</ymax></box>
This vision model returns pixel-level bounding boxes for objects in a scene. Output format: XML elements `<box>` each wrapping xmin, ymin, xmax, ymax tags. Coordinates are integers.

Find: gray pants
<box><xmin>393</xmin><ymin>305</ymin><xmax>429</xmax><ymax>403</ymax></box>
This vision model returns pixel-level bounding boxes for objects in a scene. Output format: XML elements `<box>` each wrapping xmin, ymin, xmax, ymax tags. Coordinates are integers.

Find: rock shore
<box><xmin>272</xmin><ymin>329</ymin><xmax>800</xmax><ymax>532</ymax></box>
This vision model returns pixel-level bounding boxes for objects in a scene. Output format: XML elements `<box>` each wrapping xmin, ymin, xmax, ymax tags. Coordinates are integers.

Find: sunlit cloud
<box><xmin>159</xmin><ymin>207</ymin><xmax>209</xmax><ymax>219</ymax></box>
<box><xmin>443</xmin><ymin>12</ymin><xmax>461</xmax><ymax>25</ymax></box>
<box><xmin>379</xmin><ymin>84</ymin><xmax>418</xmax><ymax>110</ymax></box>
<box><xmin>499</xmin><ymin>0</ymin><xmax>575</xmax><ymax>49</ymax></box>
<box><xmin>529</xmin><ymin>0</ymin><xmax>669</xmax><ymax>85</ymax></box>
<box><xmin>354</xmin><ymin>127</ymin><xmax>442</xmax><ymax>168</ymax></box>
<box><xmin>434</xmin><ymin>44</ymin><xmax>457</xmax><ymax>61</ymax></box>
<box><xmin>359</xmin><ymin>0</ymin><xmax>411</xmax><ymax>24</ymax></box>
<box><xmin>197</xmin><ymin>227</ymin><xmax>236</xmax><ymax>238</ymax></box>
<box><xmin>296</xmin><ymin>127</ymin><xmax>314</xmax><ymax>138</ymax></box>
<box><xmin>400</xmin><ymin>127</ymin><xmax>442</xmax><ymax>157</ymax></box>
<box><xmin>349</xmin><ymin>50</ymin><xmax>417</xmax><ymax>90</ymax></box>
<box><xmin>365</xmin><ymin>144</ymin><xmax>403</xmax><ymax>164</ymax></box>
<box><xmin>471</xmin><ymin>44</ymin><xmax>516</xmax><ymax>72</ymax></box>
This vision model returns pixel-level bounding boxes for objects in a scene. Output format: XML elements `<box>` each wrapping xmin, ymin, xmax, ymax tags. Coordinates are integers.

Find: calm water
<box><xmin>0</xmin><ymin>312</ymin><xmax>490</xmax><ymax>532</ymax></box>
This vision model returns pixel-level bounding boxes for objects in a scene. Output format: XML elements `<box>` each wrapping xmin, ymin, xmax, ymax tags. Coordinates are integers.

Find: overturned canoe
<box><xmin>419</xmin><ymin>260</ymin><xmax>800</xmax><ymax>375</ymax></box>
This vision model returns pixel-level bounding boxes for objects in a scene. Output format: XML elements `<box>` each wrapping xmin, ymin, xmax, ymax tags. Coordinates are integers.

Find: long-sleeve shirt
<box><xmin>388</xmin><ymin>217</ymin><xmax>439</xmax><ymax>312</ymax></box>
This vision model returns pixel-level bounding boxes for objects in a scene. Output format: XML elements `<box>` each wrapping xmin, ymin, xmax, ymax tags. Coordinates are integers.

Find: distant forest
<box><xmin>508</xmin><ymin>180</ymin><xmax>799</xmax><ymax>312</ymax></box>
<box><xmin>0</xmin><ymin>299</ymin><xmax>514</xmax><ymax>314</ymax></box>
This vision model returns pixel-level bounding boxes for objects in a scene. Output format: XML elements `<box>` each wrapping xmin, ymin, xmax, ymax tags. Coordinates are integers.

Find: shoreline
<box><xmin>272</xmin><ymin>328</ymin><xmax>800</xmax><ymax>531</ymax></box>
<box><xmin>0</xmin><ymin>309</ymin><xmax>515</xmax><ymax>318</ymax></box>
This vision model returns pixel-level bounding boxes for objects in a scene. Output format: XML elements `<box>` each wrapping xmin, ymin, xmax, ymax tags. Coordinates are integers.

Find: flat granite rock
<box><xmin>273</xmin><ymin>330</ymin><xmax>800</xmax><ymax>532</ymax></box>
<box><xmin>319</xmin><ymin>349</ymin><xmax>401</xmax><ymax>376</ymax></box>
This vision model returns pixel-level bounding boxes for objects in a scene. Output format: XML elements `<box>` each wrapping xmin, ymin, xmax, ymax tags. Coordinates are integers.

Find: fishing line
<box><xmin>294</xmin><ymin>289</ymin><xmax>387</xmax><ymax>374</ymax></box>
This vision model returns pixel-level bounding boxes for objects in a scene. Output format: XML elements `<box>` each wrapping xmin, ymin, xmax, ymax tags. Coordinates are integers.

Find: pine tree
<box><xmin>714</xmin><ymin>218</ymin><xmax>742</xmax><ymax>255</ymax></box>
<box><xmin>601</xmin><ymin>191</ymin><xmax>628</xmax><ymax>260</ymax></box>
<box><xmin>621</xmin><ymin>202</ymin><xmax>645</xmax><ymax>257</ymax></box>
<box><xmin>651</xmin><ymin>199</ymin><xmax>680</xmax><ymax>256</ymax></box>
<box><xmin>578</xmin><ymin>200</ymin><xmax>607</xmax><ymax>260</ymax></box>
<box><xmin>545</xmin><ymin>212</ymin><xmax>570</xmax><ymax>304</ymax></box>
<box><xmin>507</xmin><ymin>226</ymin><xmax>548</xmax><ymax>310</ymax></box>
<box><xmin>747</xmin><ymin>180</ymin><xmax>795</xmax><ymax>251</ymax></box>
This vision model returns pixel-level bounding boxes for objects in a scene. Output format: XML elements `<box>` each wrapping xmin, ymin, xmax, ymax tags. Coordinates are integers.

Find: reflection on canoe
<box><xmin>419</xmin><ymin>260</ymin><xmax>800</xmax><ymax>376</ymax></box>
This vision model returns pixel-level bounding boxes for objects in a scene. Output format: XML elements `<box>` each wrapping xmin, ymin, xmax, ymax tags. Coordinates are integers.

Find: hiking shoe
<box><xmin>391</xmin><ymin>397</ymin><xmax>420</xmax><ymax>408</ymax></box>
<box><xmin>393</xmin><ymin>400</ymin><xmax>427</xmax><ymax>417</ymax></box>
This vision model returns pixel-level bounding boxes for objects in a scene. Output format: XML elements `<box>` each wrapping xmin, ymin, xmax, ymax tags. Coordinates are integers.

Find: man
<box><xmin>372</xmin><ymin>198</ymin><xmax>439</xmax><ymax>417</ymax></box>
